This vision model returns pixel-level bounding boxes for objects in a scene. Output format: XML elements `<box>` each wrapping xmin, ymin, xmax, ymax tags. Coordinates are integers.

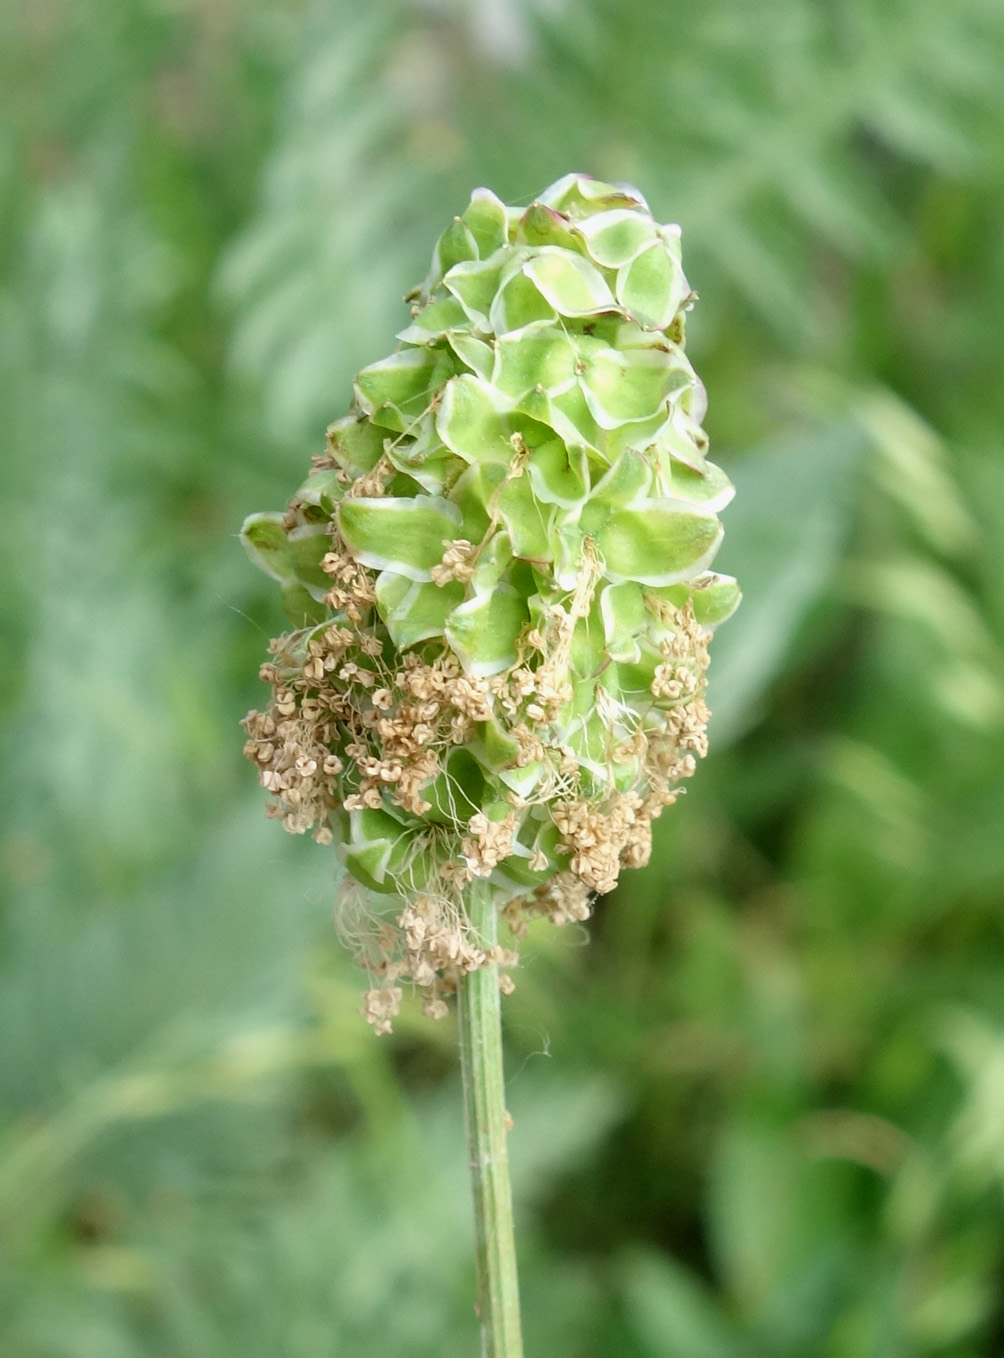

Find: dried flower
<box><xmin>240</xmin><ymin>174</ymin><xmax>739</xmax><ymax>1029</ymax></box>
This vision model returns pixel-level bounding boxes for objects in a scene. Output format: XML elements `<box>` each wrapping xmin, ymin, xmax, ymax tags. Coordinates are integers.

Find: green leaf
<box><xmin>374</xmin><ymin>572</ymin><xmax>465</xmax><ymax>647</ymax></box>
<box><xmin>579</xmin><ymin>208</ymin><xmax>657</xmax><ymax>267</ymax></box>
<box><xmin>617</xmin><ymin>241</ymin><xmax>687</xmax><ymax>328</ymax></box>
<box><xmin>436</xmin><ymin>374</ymin><xmax>513</xmax><ymax>464</ymax></box>
<box><xmin>354</xmin><ymin>349</ymin><xmax>452</xmax><ymax>433</ymax></box>
<box><xmin>490</xmin><ymin>270</ymin><xmax>558</xmax><ymax>334</ymax></box>
<box><xmin>327</xmin><ymin>415</ymin><xmax>387</xmax><ymax>478</ymax></box>
<box><xmin>583</xmin><ymin>449</ymin><xmax>653</xmax><ymax>520</ymax></box>
<box><xmin>469</xmin><ymin>533</ymin><xmax>513</xmax><ymax>594</ymax></box>
<box><xmin>396</xmin><ymin>294</ymin><xmax>469</xmax><ymax>343</ymax></box>
<box><xmin>337</xmin><ymin>495</ymin><xmax>461</xmax><ymax>581</ymax></box>
<box><xmin>241</xmin><ymin>515</ymin><xmax>330</xmax><ymax>598</ymax></box>
<box><xmin>280</xmin><ymin>583</ymin><xmax>328</xmax><ymax>629</ymax></box>
<box><xmin>432</xmin><ymin>216</ymin><xmax>478</xmax><ymax>276</ymax></box>
<box><xmin>553</xmin><ymin>522</ymin><xmax>586</xmax><ymax>589</ymax></box>
<box><xmin>462</xmin><ymin>187</ymin><xmax>509</xmax><ymax>258</ymax></box>
<box><xmin>526</xmin><ymin>439</ymin><xmax>590</xmax><ymax>508</ymax></box>
<box><xmin>606</xmin><ymin>410</ymin><xmax>668</xmax><ymax>462</ymax></box>
<box><xmin>341</xmin><ymin>808</ymin><xmax>416</xmax><ymax>894</ymax></box>
<box><xmin>564</xmin><ymin>711</ymin><xmax>611</xmax><ymax>778</ymax></box>
<box><xmin>292</xmin><ymin>467</ymin><xmax>343</xmax><ymax>513</ymax></box>
<box><xmin>516</xmin><ymin>203</ymin><xmax>583</xmax><ymax>252</ymax></box>
<box><xmin>472</xmin><ymin>716</ymin><xmax>521</xmax><ymax>773</ymax></box>
<box><xmin>600</xmin><ymin>581</ymin><xmax>647</xmax><ymax>662</ymax></box>
<box><xmin>595</xmin><ymin>502</ymin><xmax>723</xmax><ymax>585</ymax></box>
<box><xmin>666</xmin><ymin>458</ymin><xmax>736</xmax><ymax>512</ymax></box>
<box><xmin>543</xmin><ymin>382</ymin><xmax>604</xmax><ymax>452</ymax></box>
<box><xmin>539</xmin><ymin>173</ymin><xmax>646</xmax><ymax>217</ymax></box>
<box><xmin>450</xmin><ymin>461</ymin><xmax>509</xmax><ymax>540</ymax></box>
<box><xmin>423</xmin><ymin>748</ymin><xmax>486</xmax><ymax>823</ymax></box>
<box><xmin>615</xmin><ymin>647</ymin><xmax>661</xmax><ymax>703</ymax></box>
<box><xmin>650</xmin><ymin>405</ymin><xmax>709</xmax><ymax>472</ymax></box>
<box><xmin>340</xmin><ymin>836</ymin><xmax>394</xmax><ymax>893</ymax></box>
<box><xmin>569</xmin><ymin>602</ymin><xmax>608</xmax><ymax>684</ymax></box>
<box><xmin>381</xmin><ymin>418</ymin><xmax>461</xmax><ymax>492</ymax></box>
<box><xmin>444</xmin><ymin>257</ymin><xmax>504</xmax><ymax>325</ymax></box>
<box><xmin>648</xmin><ymin>573</ymin><xmax>742</xmax><ymax>628</ymax></box>
<box><xmin>491</xmin><ymin>323</ymin><xmax>578</xmax><ymax>400</ymax></box>
<box><xmin>448</xmin><ymin>332</ymin><xmax>495</xmax><ymax>380</ymax></box>
<box><xmin>240</xmin><ymin>512</ymin><xmax>293</xmax><ymax>584</ymax></box>
<box><xmin>286</xmin><ymin>524</ymin><xmax>333</xmax><ymax>592</ymax></box>
<box><xmin>497</xmin><ymin>474</ymin><xmax>554</xmax><ymax>562</ymax></box>
<box><xmin>522</xmin><ymin>248</ymin><xmax>616</xmax><ymax>316</ymax></box>
<box><xmin>445</xmin><ymin>586</ymin><xmax>528</xmax><ymax>676</ymax></box>
<box><xmin>580</xmin><ymin>344</ymin><xmax>687</xmax><ymax>428</ymax></box>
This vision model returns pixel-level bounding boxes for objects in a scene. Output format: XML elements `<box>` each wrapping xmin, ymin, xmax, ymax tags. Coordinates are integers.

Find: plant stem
<box><xmin>457</xmin><ymin>878</ymin><xmax>524</xmax><ymax>1358</ymax></box>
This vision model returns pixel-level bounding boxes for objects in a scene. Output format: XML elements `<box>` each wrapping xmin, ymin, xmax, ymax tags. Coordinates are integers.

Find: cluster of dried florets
<box><xmin>241</xmin><ymin>174</ymin><xmax>739</xmax><ymax>1030</ymax></box>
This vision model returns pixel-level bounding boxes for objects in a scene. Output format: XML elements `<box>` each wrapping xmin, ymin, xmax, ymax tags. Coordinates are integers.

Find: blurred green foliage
<box><xmin>3</xmin><ymin>0</ymin><xmax>1004</xmax><ymax>1354</ymax></box>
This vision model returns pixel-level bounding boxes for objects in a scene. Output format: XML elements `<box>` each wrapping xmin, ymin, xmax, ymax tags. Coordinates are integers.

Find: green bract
<box><xmin>241</xmin><ymin>174</ymin><xmax>739</xmax><ymax>1029</ymax></box>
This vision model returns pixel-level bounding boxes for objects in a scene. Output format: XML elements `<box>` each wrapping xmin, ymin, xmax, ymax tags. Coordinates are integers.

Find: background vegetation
<box><xmin>3</xmin><ymin>1</ymin><xmax>1004</xmax><ymax>1353</ymax></box>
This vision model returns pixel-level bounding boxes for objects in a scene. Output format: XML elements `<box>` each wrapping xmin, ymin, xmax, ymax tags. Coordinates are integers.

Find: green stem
<box><xmin>457</xmin><ymin>878</ymin><xmax>524</xmax><ymax>1358</ymax></box>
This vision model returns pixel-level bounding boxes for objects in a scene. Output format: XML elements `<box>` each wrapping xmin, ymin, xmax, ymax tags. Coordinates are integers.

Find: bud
<box><xmin>241</xmin><ymin>174</ymin><xmax>739</xmax><ymax>1026</ymax></box>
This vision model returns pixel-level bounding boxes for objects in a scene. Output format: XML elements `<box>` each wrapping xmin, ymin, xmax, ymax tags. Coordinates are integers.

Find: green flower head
<box><xmin>241</xmin><ymin>174</ymin><xmax>739</xmax><ymax>1030</ymax></box>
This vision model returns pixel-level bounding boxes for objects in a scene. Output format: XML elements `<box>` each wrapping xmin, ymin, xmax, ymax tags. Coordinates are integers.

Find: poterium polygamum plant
<box><xmin>241</xmin><ymin>173</ymin><xmax>739</xmax><ymax>1032</ymax></box>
